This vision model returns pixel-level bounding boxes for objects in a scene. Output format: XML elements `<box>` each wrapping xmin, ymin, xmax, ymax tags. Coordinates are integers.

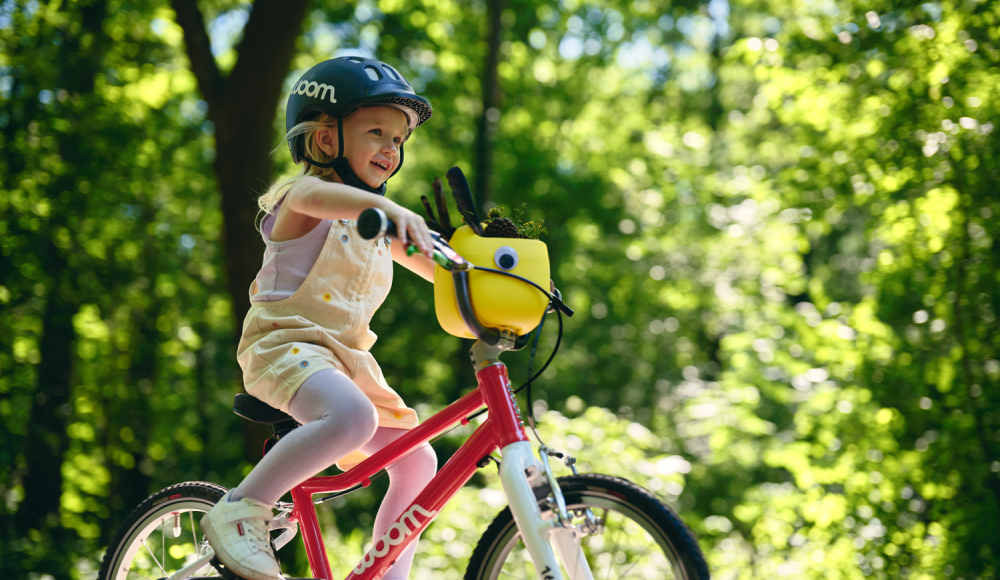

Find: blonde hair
<box><xmin>258</xmin><ymin>112</ymin><xmax>346</xmax><ymax>215</ymax></box>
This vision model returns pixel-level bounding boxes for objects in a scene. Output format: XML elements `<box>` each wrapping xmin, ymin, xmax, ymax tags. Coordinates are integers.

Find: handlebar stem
<box><xmin>469</xmin><ymin>337</ymin><xmax>518</xmax><ymax>371</ymax></box>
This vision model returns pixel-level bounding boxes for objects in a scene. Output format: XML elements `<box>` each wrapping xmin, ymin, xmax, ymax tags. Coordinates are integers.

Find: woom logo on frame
<box><xmin>295</xmin><ymin>79</ymin><xmax>337</xmax><ymax>104</ymax></box>
<box><xmin>353</xmin><ymin>504</ymin><xmax>437</xmax><ymax>575</ymax></box>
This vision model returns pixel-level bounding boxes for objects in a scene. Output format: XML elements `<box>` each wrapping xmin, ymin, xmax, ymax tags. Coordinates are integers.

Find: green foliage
<box><xmin>3</xmin><ymin>0</ymin><xmax>1000</xmax><ymax>579</ymax></box>
<box><xmin>484</xmin><ymin>203</ymin><xmax>549</xmax><ymax>239</ymax></box>
<box><xmin>0</xmin><ymin>0</ymin><xmax>244</xmax><ymax>576</ymax></box>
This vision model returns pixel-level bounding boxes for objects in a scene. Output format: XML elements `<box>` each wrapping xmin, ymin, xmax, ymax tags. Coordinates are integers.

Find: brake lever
<box><xmin>434</xmin><ymin>237</ymin><xmax>471</xmax><ymax>270</ymax></box>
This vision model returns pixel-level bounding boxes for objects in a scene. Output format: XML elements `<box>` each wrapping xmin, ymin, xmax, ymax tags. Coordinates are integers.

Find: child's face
<box><xmin>316</xmin><ymin>106</ymin><xmax>409</xmax><ymax>189</ymax></box>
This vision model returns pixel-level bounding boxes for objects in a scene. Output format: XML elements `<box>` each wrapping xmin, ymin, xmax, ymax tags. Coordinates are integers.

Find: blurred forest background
<box><xmin>2</xmin><ymin>0</ymin><xmax>999</xmax><ymax>578</ymax></box>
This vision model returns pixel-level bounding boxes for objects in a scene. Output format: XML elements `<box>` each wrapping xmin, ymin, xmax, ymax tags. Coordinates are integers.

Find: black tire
<box><xmin>465</xmin><ymin>474</ymin><xmax>709</xmax><ymax>580</ymax></box>
<box><xmin>98</xmin><ymin>481</ymin><xmax>228</xmax><ymax>580</ymax></box>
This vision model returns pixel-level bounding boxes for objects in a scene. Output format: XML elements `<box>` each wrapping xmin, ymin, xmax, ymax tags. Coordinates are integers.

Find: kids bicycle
<box><xmin>98</xmin><ymin>207</ymin><xmax>710</xmax><ymax>580</ymax></box>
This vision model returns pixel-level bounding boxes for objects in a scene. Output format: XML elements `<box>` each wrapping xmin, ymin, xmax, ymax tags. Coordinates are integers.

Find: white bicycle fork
<box><xmin>498</xmin><ymin>441</ymin><xmax>595</xmax><ymax>580</ymax></box>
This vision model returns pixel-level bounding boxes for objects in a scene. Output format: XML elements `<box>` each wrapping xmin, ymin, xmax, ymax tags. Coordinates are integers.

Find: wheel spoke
<box><xmin>603</xmin><ymin>513</ymin><xmax>623</xmax><ymax>580</ymax></box>
<box><xmin>190</xmin><ymin>511</ymin><xmax>197</xmax><ymax>548</ymax></box>
<box><xmin>608</xmin><ymin>546</ymin><xmax>654</xmax><ymax>580</ymax></box>
<box><xmin>140</xmin><ymin>538</ymin><xmax>166</xmax><ymax>577</ymax></box>
<box><xmin>500</xmin><ymin>568</ymin><xmax>532</xmax><ymax>580</ymax></box>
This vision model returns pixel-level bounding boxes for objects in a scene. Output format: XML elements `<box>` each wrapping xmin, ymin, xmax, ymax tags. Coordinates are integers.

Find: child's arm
<box><xmin>280</xmin><ymin>176</ymin><xmax>434</xmax><ymax>257</ymax></box>
<box><xmin>390</xmin><ymin>242</ymin><xmax>435</xmax><ymax>283</ymax></box>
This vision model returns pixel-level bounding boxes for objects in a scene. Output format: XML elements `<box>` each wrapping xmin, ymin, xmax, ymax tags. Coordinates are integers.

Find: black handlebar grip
<box><xmin>358</xmin><ymin>208</ymin><xmax>396</xmax><ymax>240</ymax></box>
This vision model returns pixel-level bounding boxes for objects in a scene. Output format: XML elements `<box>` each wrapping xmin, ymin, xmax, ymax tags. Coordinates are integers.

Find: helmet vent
<box><xmin>384</xmin><ymin>65</ymin><xmax>406</xmax><ymax>85</ymax></box>
<box><xmin>347</xmin><ymin>56</ymin><xmax>365</xmax><ymax>63</ymax></box>
<box><xmin>364</xmin><ymin>66</ymin><xmax>381</xmax><ymax>81</ymax></box>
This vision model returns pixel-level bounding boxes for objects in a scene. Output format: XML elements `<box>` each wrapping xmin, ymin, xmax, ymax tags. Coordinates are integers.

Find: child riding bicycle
<box><xmin>200</xmin><ymin>56</ymin><xmax>439</xmax><ymax>580</ymax></box>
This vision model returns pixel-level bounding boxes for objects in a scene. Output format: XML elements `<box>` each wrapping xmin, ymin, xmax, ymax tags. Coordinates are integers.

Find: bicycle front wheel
<box><xmin>466</xmin><ymin>473</ymin><xmax>709</xmax><ymax>580</ymax></box>
<box><xmin>98</xmin><ymin>481</ymin><xmax>228</xmax><ymax>580</ymax></box>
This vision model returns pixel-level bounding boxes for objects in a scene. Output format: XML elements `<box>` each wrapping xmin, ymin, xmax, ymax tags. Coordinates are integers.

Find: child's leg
<box><xmin>359</xmin><ymin>427</ymin><xmax>438</xmax><ymax>580</ymax></box>
<box><xmin>232</xmin><ymin>368</ymin><xmax>379</xmax><ymax>506</ymax></box>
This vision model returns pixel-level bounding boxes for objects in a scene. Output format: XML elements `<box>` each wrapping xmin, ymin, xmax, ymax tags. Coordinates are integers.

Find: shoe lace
<box><xmin>242</xmin><ymin>517</ymin><xmax>274</xmax><ymax>555</ymax></box>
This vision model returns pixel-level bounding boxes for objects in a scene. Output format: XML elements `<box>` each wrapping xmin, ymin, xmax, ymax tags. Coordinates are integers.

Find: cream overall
<box><xmin>237</xmin><ymin>219</ymin><xmax>418</xmax><ymax>469</ymax></box>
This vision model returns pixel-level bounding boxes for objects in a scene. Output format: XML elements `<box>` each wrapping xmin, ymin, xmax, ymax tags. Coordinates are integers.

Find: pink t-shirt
<box><xmin>250</xmin><ymin>202</ymin><xmax>334</xmax><ymax>302</ymax></box>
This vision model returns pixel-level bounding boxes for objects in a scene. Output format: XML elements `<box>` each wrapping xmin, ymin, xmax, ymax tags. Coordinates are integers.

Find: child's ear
<box><xmin>315</xmin><ymin>126</ymin><xmax>339</xmax><ymax>158</ymax></box>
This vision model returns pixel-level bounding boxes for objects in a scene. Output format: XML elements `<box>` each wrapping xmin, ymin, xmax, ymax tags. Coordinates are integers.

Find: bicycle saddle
<box><xmin>233</xmin><ymin>393</ymin><xmax>294</xmax><ymax>425</ymax></box>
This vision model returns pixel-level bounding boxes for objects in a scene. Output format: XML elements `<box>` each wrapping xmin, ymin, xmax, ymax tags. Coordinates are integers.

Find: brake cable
<box><xmin>522</xmin><ymin>304</ymin><xmax>565</xmax><ymax>446</ymax></box>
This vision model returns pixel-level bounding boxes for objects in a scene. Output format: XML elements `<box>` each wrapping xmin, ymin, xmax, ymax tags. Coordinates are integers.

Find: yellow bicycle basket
<box><xmin>434</xmin><ymin>225</ymin><xmax>550</xmax><ymax>339</ymax></box>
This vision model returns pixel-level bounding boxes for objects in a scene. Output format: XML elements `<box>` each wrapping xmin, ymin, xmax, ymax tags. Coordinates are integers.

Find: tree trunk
<box><xmin>172</xmin><ymin>0</ymin><xmax>309</xmax><ymax>335</ymax></box>
<box><xmin>950</xmin><ymin>160</ymin><xmax>1000</xmax><ymax>552</ymax></box>
<box><xmin>172</xmin><ymin>0</ymin><xmax>310</xmax><ymax>460</ymax></box>
<box><xmin>18</xmin><ymin>258</ymin><xmax>76</xmax><ymax>579</ymax></box>
<box><xmin>474</xmin><ymin>0</ymin><xmax>505</xmax><ymax>211</ymax></box>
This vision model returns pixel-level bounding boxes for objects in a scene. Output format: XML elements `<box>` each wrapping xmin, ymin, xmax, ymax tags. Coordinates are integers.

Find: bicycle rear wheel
<box><xmin>465</xmin><ymin>473</ymin><xmax>709</xmax><ymax>580</ymax></box>
<box><xmin>98</xmin><ymin>481</ymin><xmax>228</xmax><ymax>580</ymax></box>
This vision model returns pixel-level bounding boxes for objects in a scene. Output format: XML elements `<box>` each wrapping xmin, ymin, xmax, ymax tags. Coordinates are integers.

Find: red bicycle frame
<box><xmin>288</xmin><ymin>361</ymin><xmax>528</xmax><ymax>580</ymax></box>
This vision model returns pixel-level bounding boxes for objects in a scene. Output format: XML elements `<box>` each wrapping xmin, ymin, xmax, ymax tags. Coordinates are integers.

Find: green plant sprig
<box><xmin>483</xmin><ymin>203</ymin><xmax>548</xmax><ymax>240</ymax></box>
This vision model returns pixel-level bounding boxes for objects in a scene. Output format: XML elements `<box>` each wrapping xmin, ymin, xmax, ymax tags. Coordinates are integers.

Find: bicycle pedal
<box><xmin>209</xmin><ymin>556</ymin><xmax>252</xmax><ymax>580</ymax></box>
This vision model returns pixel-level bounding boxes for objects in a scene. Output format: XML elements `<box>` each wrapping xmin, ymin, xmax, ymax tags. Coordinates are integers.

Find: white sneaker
<box><xmin>201</xmin><ymin>490</ymin><xmax>282</xmax><ymax>580</ymax></box>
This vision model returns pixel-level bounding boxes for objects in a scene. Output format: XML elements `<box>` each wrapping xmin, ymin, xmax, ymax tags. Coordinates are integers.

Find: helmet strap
<box><xmin>389</xmin><ymin>145</ymin><xmax>404</xmax><ymax>179</ymax></box>
<box><xmin>337</xmin><ymin>115</ymin><xmax>345</xmax><ymax>160</ymax></box>
<box><xmin>299</xmin><ymin>117</ymin><xmax>388</xmax><ymax>196</ymax></box>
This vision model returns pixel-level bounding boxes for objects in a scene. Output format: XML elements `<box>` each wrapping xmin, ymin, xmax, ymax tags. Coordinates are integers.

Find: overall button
<box><xmin>341</xmin><ymin>234</ymin><xmax>349</xmax><ymax>243</ymax></box>
<box><xmin>323</xmin><ymin>293</ymin><xmax>332</xmax><ymax>302</ymax></box>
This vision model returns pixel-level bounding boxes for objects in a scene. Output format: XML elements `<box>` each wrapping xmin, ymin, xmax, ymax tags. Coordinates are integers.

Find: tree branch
<box><xmin>171</xmin><ymin>0</ymin><xmax>224</xmax><ymax>110</ymax></box>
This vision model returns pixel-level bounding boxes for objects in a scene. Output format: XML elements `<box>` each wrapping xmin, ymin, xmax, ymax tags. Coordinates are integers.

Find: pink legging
<box><xmin>232</xmin><ymin>369</ymin><xmax>437</xmax><ymax>580</ymax></box>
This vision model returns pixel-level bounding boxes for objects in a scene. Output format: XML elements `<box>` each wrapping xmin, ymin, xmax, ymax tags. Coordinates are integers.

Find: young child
<box><xmin>200</xmin><ymin>57</ymin><xmax>439</xmax><ymax>580</ymax></box>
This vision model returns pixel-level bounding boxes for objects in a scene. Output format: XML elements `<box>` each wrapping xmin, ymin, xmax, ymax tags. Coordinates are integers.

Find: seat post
<box><xmin>272</xmin><ymin>419</ymin><xmax>299</xmax><ymax>438</ymax></box>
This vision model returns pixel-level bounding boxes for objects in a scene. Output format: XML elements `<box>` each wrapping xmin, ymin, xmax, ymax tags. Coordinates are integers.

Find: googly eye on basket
<box><xmin>494</xmin><ymin>246</ymin><xmax>519</xmax><ymax>271</ymax></box>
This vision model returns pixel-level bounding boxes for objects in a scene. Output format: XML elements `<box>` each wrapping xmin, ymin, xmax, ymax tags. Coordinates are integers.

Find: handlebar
<box><xmin>357</xmin><ymin>207</ymin><xmax>572</xmax><ymax>345</ymax></box>
<box><xmin>357</xmin><ymin>205</ymin><xmax>398</xmax><ymax>239</ymax></box>
<box><xmin>358</xmin><ymin>207</ymin><xmax>472</xmax><ymax>271</ymax></box>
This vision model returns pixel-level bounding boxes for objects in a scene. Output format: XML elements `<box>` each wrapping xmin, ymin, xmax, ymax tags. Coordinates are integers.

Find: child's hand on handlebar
<box><xmin>384</xmin><ymin>203</ymin><xmax>434</xmax><ymax>258</ymax></box>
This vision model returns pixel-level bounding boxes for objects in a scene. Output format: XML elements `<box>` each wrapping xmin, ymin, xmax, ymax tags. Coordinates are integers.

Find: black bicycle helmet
<box><xmin>285</xmin><ymin>56</ymin><xmax>433</xmax><ymax>195</ymax></box>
